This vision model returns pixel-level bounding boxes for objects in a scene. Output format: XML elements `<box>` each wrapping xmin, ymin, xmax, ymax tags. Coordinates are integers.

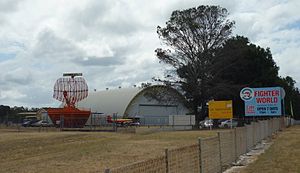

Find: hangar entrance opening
<box><xmin>138</xmin><ymin>104</ymin><xmax>178</xmax><ymax>125</ymax></box>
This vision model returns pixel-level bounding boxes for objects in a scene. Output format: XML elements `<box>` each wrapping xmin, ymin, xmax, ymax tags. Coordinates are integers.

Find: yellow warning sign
<box><xmin>208</xmin><ymin>100</ymin><xmax>233</xmax><ymax>119</ymax></box>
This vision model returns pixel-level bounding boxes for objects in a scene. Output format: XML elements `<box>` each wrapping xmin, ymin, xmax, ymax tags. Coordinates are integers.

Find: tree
<box><xmin>155</xmin><ymin>5</ymin><xmax>234</xmax><ymax>128</ymax></box>
<box><xmin>210</xmin><ymin>36</ymin><xmax>281</xmax><ymax>116</ymax></box>
<box><xmin>212</xmin><ymin>36</ymin><xmax>300</xmax><ymax>119</ymax></box>
<box><xmin>213</xmin><ymin>36</ymin><xmax>279</xmax><ymax>89</ymax></box>
<box><xmin>0</xmin><ymin>105</ymin><xmax>10</xmax><ymax>123</ymax></box>
<box><xmin>276</xmin><ymin>76</ymin><xmax>300</xmax><ymax>119</ymax></box>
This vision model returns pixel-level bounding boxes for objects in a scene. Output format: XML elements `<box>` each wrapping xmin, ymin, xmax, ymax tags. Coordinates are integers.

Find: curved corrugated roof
<box><xmin>77</xmin><ymin>87</ymin><xmax>142</xmax><ymax>116</ymax></box>
<box><xmin>77</xmin><ymin>85</ymin><xmax>187</xmax><ymax>117</ymax></box>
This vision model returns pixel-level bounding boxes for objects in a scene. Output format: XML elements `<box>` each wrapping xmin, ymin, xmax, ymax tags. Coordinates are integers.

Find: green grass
<box><xmin>242</xmin><ymin>125</ymin><xmax>300</xmax><ymax>173</ymax></box>
<box><xmin>0</xmin><ymin>128</ymin><xmax>217</xmax><ymax>173</ymax></box>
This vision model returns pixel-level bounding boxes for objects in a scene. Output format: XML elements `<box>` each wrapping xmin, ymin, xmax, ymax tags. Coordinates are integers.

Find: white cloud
<box><xmin>0</xmin><ymin>89</ymin><xmax>25</xmax><ymax>99</ymax></box>
<box><xmin>230</xmin><ymin>0</ymin><xmax>300</xmax><ymax>85</ymax></box>
<box><xmin>0</xmin><ymin>0</ymin><xmax>299</xmax><ymax>107</ymax></box>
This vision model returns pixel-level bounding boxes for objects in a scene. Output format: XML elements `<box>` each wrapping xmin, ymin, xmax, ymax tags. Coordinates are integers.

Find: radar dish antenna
<box><xmin>53</xmin><ymin>73</ymin><xmax>88</xmax><ymax>108</ymax></box>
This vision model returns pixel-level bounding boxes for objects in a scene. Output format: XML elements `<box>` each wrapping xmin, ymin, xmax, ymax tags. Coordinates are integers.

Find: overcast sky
<box><xmin>0</xmin><ymin>0</ymin><xmax>299</xmax><ymax>108</ymax></box>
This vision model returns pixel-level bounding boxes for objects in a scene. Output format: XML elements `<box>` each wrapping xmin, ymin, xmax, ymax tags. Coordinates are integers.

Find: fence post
<box><xmin>217</xmin><ymin>132</ymin><xmax>222</xmax><ymax>172</ymax></box>
<box><xmin>267</xmin><ymin>120</ymin><xmax>270</xmax><ymax>137</ymax></box>
<box><xmin>261</xmin><ymin>121</ymin><xmax>264</xmax><ymax>140</ymax></box>
<box><xmin>245</xmin><ymin>127</ymin><xmax>248</xmax><ymax>153</ymax></box>
<box><xmin>268</xmin><ymin>120</ymin><xmax>270</xmax><ymax>137</ymax></box>
<box><xmin>60</xmin><ymin>115</ymin><xmax>64</xmax><ymax>131</ymax></box>
<box><xmin>258</xmin><ymin>121</ymin><xmax>261</xmax><ymax>141</ymax></box>
<box><xmin>274</xmin><ymin>118</ymin><xmax>276</xmax><ymax>133</ymax></box>
<box><xmin>270</xmin><ymin>118</ymin><xmax>273</xmax><ymax>135</ymax></box>
<box><xmin>262</xmin><ymin>121</ymin><xmax>265</xmax><ymax>139</ymax></box>
<box><xmin>273</xmin><ymin>118</ymin><xmax>276</xmax><ymax>134</ymax></box>
<box><xmin>279</xmin><ymin>117</ymin><xmax>281</xmax><ymax>131</ymax></box>
<box><xmin>165</xmin><ymin>148</ymin><xmax>169</xmax><ymax>173</ymax></box>
<box><xmin>198</xmin><ymin>138</ymin><xmax>203</xmax><ymax>173</ymax></box>
<box><xmin>234</xmin><ymin>128</ymin><xmax>237</xmax><ymax>161</ymax></box>
<box><xmin>265</xmin><ymin>120</ymin><xmax>268</xmax><ymax>138</ymax></box>
<box><xmin>172</xmin><ymin>115</ymin><xmax>174</xmax><ymax>126</ymax></box>
<box><xmin>252</xmin><ymin>123</ymin><xmax>255</xmax><ymax>148</ymax></box>
<box><xmin>104</xmin><ymin>168</ymin><xmax>110</xmax><ymax>173</ymax></box>
<box><xmin>262</xmin><ymin>121</ymin><xmax>264</xmax><ymax>139</ymax></box>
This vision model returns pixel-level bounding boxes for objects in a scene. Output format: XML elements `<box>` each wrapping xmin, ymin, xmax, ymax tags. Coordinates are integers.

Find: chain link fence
<box><xmin>105</xmin><ymin>117</ymin><xmax>289</xmax><ymax>173</ymax></box>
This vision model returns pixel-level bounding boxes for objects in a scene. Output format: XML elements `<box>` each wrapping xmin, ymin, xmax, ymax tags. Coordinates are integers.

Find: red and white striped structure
<box><xmin>53</xmin><ymin>76</ymin><xmax>88</xmax><ymax>107</ymax></box>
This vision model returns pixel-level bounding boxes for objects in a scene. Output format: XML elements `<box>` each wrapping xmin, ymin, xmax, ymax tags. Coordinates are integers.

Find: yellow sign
<box><xmin>209</xmin><ymin>100</ymin><xmax>233</xmax><ymax>119</ymax></box>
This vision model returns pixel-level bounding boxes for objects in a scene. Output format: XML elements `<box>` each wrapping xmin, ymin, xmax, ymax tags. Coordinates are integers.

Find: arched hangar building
<box><xmin>77</xmin><ymin>85</ymin><xmax>190</xmax><ymax>125</ymax></box>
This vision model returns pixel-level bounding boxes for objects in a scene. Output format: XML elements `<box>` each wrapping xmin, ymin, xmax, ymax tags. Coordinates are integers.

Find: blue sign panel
<box><xmin>240</xmin><ymin>87</ymin><xmax>283</xmax><ymax>116</ymax></box>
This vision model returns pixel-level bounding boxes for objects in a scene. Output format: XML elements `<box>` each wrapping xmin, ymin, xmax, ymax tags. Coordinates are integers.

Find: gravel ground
<box><xmin>223</xmin><ymin>139</ymin><xmax>273</xmax><ymax>173</ymax></box>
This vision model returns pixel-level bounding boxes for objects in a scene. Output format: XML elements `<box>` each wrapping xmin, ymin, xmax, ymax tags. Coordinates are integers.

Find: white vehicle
<box><xmin>31</xmin><ymin>120</ymin><xmax>53</xmax><ymax>127</ymax></box>
<box><xmin>199</xmin><ymin>119</ymin><xmax>213</xmax><ymax>129</ymax></box>
<box><xmin>219</xmin><ymin>119</ymin><xmax>238</xmax><ymax>128</ymax></box>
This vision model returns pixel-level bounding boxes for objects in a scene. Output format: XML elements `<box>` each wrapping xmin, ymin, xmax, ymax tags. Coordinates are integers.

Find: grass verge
<box><xmin>241</xmin><ymin>125</ymin><xmax>300</xmax><ymax>173</ymax></box>
<box><xmin>0</xmin><ymin>128</ymin><xmax>217</xmax><ymax>173</ymax></box>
